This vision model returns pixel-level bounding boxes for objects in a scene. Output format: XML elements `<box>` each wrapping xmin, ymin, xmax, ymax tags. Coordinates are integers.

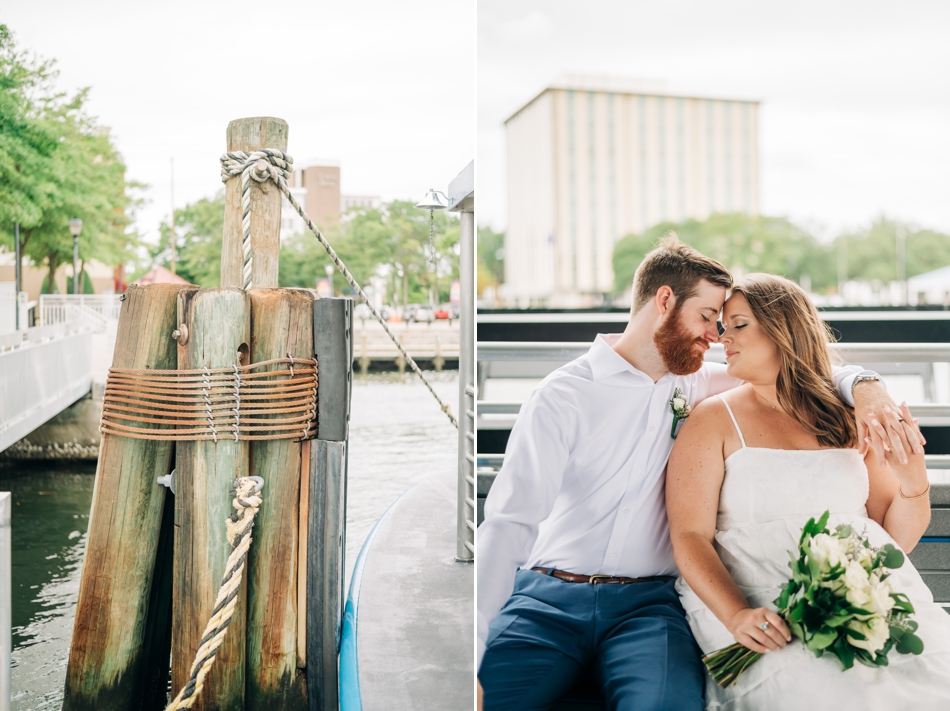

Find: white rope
<box><xmin>165</xmin><ymin>476</ymin><xmax>263</xmax><ymax>710</ymax></box>
<box><xmin>220</xmin><ymin>150</ymin><xmax>458</xmax><ymax>429</ymax></box>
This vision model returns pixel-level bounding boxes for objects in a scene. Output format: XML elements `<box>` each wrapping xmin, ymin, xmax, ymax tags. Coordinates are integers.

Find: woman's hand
<box><xmin>873</xmin><ymin>402</ymin><xmax>928</xmax><ymax>496</ymax></box>
<box><xmin>853</xmin><ymin>380</ymin><xmax>925</xmax><ymax>467</ymax></box>
<box><xmin>727</xmin><ymin>607</ymin><xmax>792</xmax><ymax>653</ymax></box>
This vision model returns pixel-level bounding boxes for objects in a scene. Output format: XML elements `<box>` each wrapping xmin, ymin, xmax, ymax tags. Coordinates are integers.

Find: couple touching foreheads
<box><xmin>477</xmin><ymin>235</ymin><xmax>950</xmax><ymax>710</ymax></box>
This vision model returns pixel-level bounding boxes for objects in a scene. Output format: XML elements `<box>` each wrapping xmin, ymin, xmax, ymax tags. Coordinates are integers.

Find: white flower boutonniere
<box><xmin>670</xmin><ymin>387</ymin><xmax>691</xmax><ymax>439</ymax></box>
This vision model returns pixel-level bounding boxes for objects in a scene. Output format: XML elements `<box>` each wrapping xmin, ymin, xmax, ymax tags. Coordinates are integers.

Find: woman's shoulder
<box><xmin>679</xmin><ymin>391</ymin><xmax>740</xmax><ymax>441</ymax></box>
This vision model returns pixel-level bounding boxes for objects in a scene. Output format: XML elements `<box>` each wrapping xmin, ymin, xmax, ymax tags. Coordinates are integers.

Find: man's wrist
<box><xmin>851</xmin><ymin>373</ymin><xmax>881</xmax><ymax>395</ymax></box>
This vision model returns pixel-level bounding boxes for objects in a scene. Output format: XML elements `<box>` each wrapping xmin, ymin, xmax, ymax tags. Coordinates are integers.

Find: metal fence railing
<box><xmin>476</xmin><ymin>342</ymin><xmax>950</xmax><ymax>472</ymax></box>
<box><xmin>1</xmin><ymin>491</ymin><xmax>10</xmax><ymax>711</ymax></box>
<box><xmin>38</xmin><ymin>294</ymin><xmax>122</xmax><ymax>328</ymax></box>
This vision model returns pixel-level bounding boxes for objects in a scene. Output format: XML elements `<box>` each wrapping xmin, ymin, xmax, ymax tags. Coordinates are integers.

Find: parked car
<box><xmin>404</xmin><ymin>304</ymin><xmax>434</xmax><ymax>323</ymax></box>
<box><xmin>434</xmin><ymin>302</ymin><xmax>459</xmax><ymax>320</ymax></box>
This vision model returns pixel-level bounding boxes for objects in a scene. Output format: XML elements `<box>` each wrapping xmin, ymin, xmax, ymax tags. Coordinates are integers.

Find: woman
<box><xmin>667</xmin><ymin>273</ymin><xmax>950</xmax><ymax>710</ymax></box>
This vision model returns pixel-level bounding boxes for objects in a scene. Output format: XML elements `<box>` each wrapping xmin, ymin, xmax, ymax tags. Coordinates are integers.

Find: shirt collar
<box><xmin>588</xmin><ymin>334</ymin><xmax>653</xmax><ymax>382</ymax></box>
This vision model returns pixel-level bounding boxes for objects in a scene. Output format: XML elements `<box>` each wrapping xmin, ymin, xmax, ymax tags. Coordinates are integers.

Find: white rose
<box><xmin>672</xmin><ymin>397</ymin><xmax>686</xmax><ymax>410</ymax></box>
<box><xmin>810</xmin><ymin>533</ymin><xmax>847</xmax><ymax>571</ymax></box>
<box><xmin>854</xmin><ymin>544</ymin><xmax>875</xmax><ymax>571</ymax></box>
<box><xmin>847</xmin><ymin>615</ymin><xmax>890</xmax><ymax>654</ymax></box>
<box><xmin>843</xmin><ymin>560</ymin><xmax>872</xmax><ymax>608</ymax></box>
<box><xmin>867</xmin><ymin>575</ymin><xmax>895</xmax><ymax>615</ymax></box>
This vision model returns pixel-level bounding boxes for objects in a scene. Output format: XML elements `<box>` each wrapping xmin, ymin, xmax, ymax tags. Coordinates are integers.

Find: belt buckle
<box><xmin>587</xmin><ymin>574</ymin><xmax>614</xmax><ymax>585</ymax></box>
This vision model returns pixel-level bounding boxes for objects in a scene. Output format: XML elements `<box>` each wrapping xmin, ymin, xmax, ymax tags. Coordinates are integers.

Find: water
<box><xmin>2</xmin><ymin>371</ymin><xmax>459</xmax><ymax>710</ymax></box>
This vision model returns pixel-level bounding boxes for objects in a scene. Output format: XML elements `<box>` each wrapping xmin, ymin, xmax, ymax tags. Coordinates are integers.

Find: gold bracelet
<box><xmin>899</xmin><ymin>481</ymin><xmax>931</xmax><ymax>500</ymax></box>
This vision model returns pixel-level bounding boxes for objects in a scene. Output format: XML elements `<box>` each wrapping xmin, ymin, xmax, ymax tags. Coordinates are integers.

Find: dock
<box><xmin>341</xmin><ymin>470</ymin><xmax>473</xmax><ymax>710</ymax></box>
<box><xmin>353</xmin><ymin>320</ymin><xmax>459</xmax><ymax>373</ymax></box>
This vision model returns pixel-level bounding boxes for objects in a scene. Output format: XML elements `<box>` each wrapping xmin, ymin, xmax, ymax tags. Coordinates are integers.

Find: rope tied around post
<box><xmin>165</xmin><ymin>476</ymin><xmax>264</xmax><ymax>711</ymax></box>
<box><xmin>219</xmin><ymin>149</ymin><xmax>458</xmax><ymax>429</ymax></box>
<box><xmin>220</xmin><ymin>149</ymin><xmax>293</xmax><ymax>291</ymax></box>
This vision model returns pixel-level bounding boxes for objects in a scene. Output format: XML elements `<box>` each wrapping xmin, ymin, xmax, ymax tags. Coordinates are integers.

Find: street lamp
<box><xmin>415</xmin><ymin>189</ymin><xmax>448</xmax><ymax>308</ymax></box>
<box><xmin>69</xmin><ymin>218</ymin><xmax>83</xmax><ymax>295</ymax></box>
<box><xmin>325</xmin><ymin>264</ymin><xmax>334</xmax><ymax>296</ymax></box>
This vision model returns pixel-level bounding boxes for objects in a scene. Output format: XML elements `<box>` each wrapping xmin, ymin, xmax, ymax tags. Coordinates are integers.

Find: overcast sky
<box><xmin>5</xmin><ymin>0</ymin><xmax>474</xmax><ymax>253</ymax></box>
<box><xmin>478</xmin><ymin>0</ymin><xmax>950</xmax><ymax>238</ymax></box>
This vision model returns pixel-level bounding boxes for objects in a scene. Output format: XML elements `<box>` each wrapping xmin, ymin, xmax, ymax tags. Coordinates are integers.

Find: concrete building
<box><xmin>504</xmin><ymin>76</ymin><xmax>760</xmax><ymax>307</ymax></box>
<box><xmin>280</xmin><ymin>161</ymin><xmax>382</xmax><ymax>239</ymax></box>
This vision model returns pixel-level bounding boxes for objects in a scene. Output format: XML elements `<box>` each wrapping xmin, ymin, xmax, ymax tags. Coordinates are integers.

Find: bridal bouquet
<box><xmin>703</xmin><ymin>511</ymin><xmax>924</xmax><ymax>687</ymax></box>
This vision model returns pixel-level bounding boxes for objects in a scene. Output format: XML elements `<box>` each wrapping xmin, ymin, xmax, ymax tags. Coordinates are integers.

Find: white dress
<box><xmin>676</xmin><ymin>397</ymin><xmax>950</xmax><ymax>710</ymax></box>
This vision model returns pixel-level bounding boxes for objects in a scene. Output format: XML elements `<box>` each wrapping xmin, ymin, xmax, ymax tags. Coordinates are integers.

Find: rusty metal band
<box><xmin>99</xmin><ymin>356</ymin><xmax>318</xmax><ymax>441</ymax></box>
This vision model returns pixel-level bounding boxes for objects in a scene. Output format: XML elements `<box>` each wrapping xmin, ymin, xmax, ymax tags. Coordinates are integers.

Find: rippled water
<box><xmin>2</xmin><ymin>371</ymin><xmax>459</xmax><ymax>710</ymax></box>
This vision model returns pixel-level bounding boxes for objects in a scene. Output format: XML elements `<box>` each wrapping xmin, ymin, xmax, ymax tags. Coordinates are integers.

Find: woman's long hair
<box><xmin>731</xmin><ymin>274</ymin><xmax>857</xmax><ymax>449</ymax></box>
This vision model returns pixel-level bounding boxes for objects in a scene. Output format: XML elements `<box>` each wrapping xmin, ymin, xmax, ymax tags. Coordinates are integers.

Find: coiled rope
<box><xmin>165</xmin><ymin>476</ymin><xmax>263</xmax><ymax>711</ymax></box>
<box><xmin>100</xmin><ymin>357</ymin><xmax>317</xmax><ymax>442</ymax></box>
<box><xmin>220</xmin><ymin>149</ymin><xmax>458</xmax><ymax>429</ymax></box>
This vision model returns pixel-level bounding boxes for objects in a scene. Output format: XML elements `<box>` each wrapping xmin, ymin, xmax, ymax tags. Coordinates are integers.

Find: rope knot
<box><xmin>219</xmin><ymin>149</ymin><xmax>294</xmax><ymax>290</ymax></box>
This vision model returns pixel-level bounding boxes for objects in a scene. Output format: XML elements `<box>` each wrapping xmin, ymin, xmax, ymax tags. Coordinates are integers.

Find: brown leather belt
<box><xmin>531</xmin><ymin>567</ymin><xmax>676</xmax><ymax>585</ymax></box>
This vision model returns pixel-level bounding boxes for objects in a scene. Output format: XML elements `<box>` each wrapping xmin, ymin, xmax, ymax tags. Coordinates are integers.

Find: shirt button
<box><xmin>636</xmin><ymin>469</ymin><xmax>641</xmax><ymax>474</ymax></box>
<box><xmin>623</xmin><ymin>507</ymin><xmax>629</xmax><ymax>514</ymax></box>
<box><xmin>610</xmin><ymin>553</ymin><xmax>617</xmax><ymax>559</ymax></box>
<box><xmin>649</xmin><ymin>426</ymin><xmax>654</xmax><ymax>432</ymax></box>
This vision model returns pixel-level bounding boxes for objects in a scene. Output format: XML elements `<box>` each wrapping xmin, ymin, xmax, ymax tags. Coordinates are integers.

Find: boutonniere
<box><xmin>670</xmin><ymin>388</ymin><xmax>691</xmax><ymax>439</ymax></box>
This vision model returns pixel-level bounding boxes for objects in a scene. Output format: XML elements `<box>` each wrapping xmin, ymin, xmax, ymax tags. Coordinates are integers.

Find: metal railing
<box><xmin>476</xmin><ymin>341</ymin><xmax>950</xmax><ymax>472</ymax></box>
<box><xmin>39</xmin><ymin>294</ymin><xmax>122</xmax><ymax>328</ymax></box>
<box><xmin>1</xmin><ymin>492</ymin><xmax>10</xmax><ymax>711</ymax></box>
<box><xmin>456</xmin><ymin>210</ymin><xmax>475</xmax><ymax>561</ymax></box>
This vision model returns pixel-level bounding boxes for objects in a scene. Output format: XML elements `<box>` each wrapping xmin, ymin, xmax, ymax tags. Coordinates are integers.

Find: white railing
<box><xmin>0</xmin><ymin>292</ymin><xmax>33</xmax><ymax>335</ymax></box>
<box><xmin>476</xmin><ymin>341</ymin><xmax>950</xmax><ymax>472</ymax></box>
<box><xmin>39</xmin><ymin>294</ymin><xmax>122</xmax><ymax>328</ymax></box>
<box><xmin>0</xmin><ymin>322</ymin><xmax>93</xmax><ymax>452</ymax></box>
<box><xmin>0</xmin><ymin>492</ymin><xmax>8</xmax><ymax>711</ymax></box>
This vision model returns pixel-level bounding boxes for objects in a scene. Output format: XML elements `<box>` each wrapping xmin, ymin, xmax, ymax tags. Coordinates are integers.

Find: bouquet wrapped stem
<box><xmin>703</xmin><ymin>511</ymin><xmax>923</xmax><ymax>688</ymax></box>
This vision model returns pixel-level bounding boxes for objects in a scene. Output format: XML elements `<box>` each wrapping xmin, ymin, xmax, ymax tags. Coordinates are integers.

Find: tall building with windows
<box><xmin>280</xmin><ymin>161</ymin><xmax>381</xmax><ymax>239</ymax></box>
<box><xmin>504</xmin><ymin>76</ymin><xmax>760</xmax><ymax>307</ymax></box>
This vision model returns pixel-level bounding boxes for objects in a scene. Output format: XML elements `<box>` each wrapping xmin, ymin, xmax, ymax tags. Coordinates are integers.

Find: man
<box><xmin>477</xmin><ymin>236</ymin><xmax>921</xmax><ymax>710</ymax></box>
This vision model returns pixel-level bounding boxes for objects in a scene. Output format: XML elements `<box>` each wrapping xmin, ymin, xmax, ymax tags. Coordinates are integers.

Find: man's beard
<box><xmin>653</xmin><ymin>307</ymin><xmax>708</xmax><ymax>376</ymax></box>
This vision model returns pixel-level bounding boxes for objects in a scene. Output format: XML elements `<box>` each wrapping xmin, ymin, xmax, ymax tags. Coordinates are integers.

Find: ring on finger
<box><xmin>760</xmin><ymin>622</ymin><xmax>769</xmax><ymax>630</ymax></box>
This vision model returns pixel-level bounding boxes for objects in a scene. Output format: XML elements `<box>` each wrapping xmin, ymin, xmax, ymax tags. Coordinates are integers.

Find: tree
<box><xmin>612</xmin><ymin>213</ymin><xmax>836</xmax><ymax>295</ymax></box>
<box><xmin>833</xmin><ymin>218</ymin><xmax>950</xmax><ymax>285</ymax></box>
<box><xmin>152</xmin><ymin>195</ymin><xmax>460</xmax><ymax>303</ymax></box>
<box><xmin>477</xmin><ymin>225</ymin><xmax>504</xmax><ymax>296</ymax></box>
<box><xmin>0</xmin><ymin>25</ymin><xmax>137</xmax><ymax>293</ymax></box>
<box><xmin>155</xmin><ymin>192</ymin><xmax>225</xmax><ymax>286</ymax></box>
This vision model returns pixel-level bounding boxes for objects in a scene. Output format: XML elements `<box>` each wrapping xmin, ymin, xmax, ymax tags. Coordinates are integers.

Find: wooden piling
<box><xmin>172</xmin><ymin>287</ymin><xmax>250</xmax><ymax>711</ymax></box>
<box><xmin>220</xmin><ymin>117</ymin><xmax>289</xmax><ymax>289</ymax></box>
<box><xmin>244</xmin><ymin>288</ymin><xmax>314</xmax><ymax>710</ymax></box>
<box><xmin>64</xmin><ymin>283</ymin><xmax>195</xmax><ymax>711</ymax></box>
<box><xmin>308</xmin><ymin>298</ymin><xmax>353</xmax><ymax>711</ymax></box>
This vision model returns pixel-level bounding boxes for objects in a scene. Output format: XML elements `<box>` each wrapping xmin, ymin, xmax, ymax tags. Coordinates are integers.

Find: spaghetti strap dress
<box><xmin>674</xmin><ymin>396</ymin><xmax>950</xmax><ymax>710</ymax></box>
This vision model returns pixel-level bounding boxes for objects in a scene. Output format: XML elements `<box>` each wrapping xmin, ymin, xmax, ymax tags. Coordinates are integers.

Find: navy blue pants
<box><xmin>479</xmin><ymin>569</ymin><xmax>704</xmax><ymax>711</ymax></box>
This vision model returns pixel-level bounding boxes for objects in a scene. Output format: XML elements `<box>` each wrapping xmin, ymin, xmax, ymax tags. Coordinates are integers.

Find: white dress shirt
<box><xmin>477</xmin><ymin>333</ymin><xmax>866</xmax><ymax>666</ymax></box>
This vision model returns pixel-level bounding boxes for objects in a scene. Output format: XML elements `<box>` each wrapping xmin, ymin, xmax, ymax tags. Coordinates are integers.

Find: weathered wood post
<box><xmin>172</xmin><ymin>116</ymin><xmax>290</xmax><ymax>710</ymax></box>
<box><xmin>220</xmin><ymin>117</ymin><xmax>288</xmax><ymax>289</ymax></box>
<box><xmin>308</xmin><ymin>297</ymin><xmax>352</xmax><ymax>711</ymax></box>
<box><xmin>65</xmin><ymin>283</ymin><xmax>195</xmax><ymax>711</ymax></box>
<box><xmin>173</xmin><ymin>288</ymin><xmax>251</xmax><ymax>711</ymax></box>
<box><xmin>245</xmin><ymin>288</ymin><xmax>314</xmax><ymax>709</ymax></box>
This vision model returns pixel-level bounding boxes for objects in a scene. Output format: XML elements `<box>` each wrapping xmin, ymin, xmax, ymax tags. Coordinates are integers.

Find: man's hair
<box><xmin>631</xmin><ymin>233</ymin><xmax>732</xmax><ymax>313</ymax></box>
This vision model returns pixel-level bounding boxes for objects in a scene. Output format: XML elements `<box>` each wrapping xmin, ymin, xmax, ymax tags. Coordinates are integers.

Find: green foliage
<box><xmin>833</xmin><ymin>217</ymin><xmax>950</xmax><ymax>284</ymax></box>
<box><xmin>0</xmin><ymin>25</ymin><xmax>138</xmax><ymax>292</ymax></box>
<box><xmin>152</xmin><ymin>194</ymin><xmax>461</xmax><ymax>304</ymax></box>
<box><xmin>477</xmin><ymin>225</ymin><xmax>505</xmax><ymax>294</ymax></box>
<box><xmin>612</xmin><ymin>213</ymin><xmax>950</xmax><ymax>298</ymax></box>
<box><xmin>612</xmin><ymin>213</ymin><xmax>835</xmax><ymax>294</ymax></box>
<box><xmin>154</xmin><ymin>192</ymin><xmax>225</xmax><ymax>286</ymax></box>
